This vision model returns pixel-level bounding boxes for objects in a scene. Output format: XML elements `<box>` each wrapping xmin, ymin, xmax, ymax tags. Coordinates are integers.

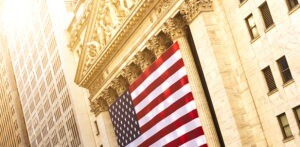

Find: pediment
<box><xmin>70</xmin><ymin>0</ymin><xmax>213</xmax><ymax>91</ymax></box>
<box><xmin>72</xmin><ymin>0</ymin><xmax>155</xmax><ymax>88</ymax></box>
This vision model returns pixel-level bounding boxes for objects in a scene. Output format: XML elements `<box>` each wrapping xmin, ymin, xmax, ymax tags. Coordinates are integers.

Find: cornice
<box><xmin>73</xmin><ymin>0</ymin><xmax>214</xmax><ymax>102</ymax></box>
<box><xmin>67</xmin><ymin>0</ymin><xmax>93</xmax><ymax>51</ymax></box>
<box><xmin>76</xmin><ymin>0</ymin><xmax>161</xmax><ymax>88</ymax></box>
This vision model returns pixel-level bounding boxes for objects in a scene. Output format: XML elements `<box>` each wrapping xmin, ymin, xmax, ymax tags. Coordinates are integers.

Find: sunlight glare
<box><xmin>1</xmin><ymin>0</ymin><xmax>32</xmax><ymax>36</ymax></box>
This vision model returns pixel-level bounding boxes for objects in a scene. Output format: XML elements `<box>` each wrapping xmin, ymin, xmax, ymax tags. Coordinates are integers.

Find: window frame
<box><xmin>245</xmin><ymin>14</ymin><xmax>259</xmax><ymax>40</ymax></box>
<box><xmin>286</xmin><ymin>0</ymin><xmax>299</xmax><ymax>11</ymax></box>
<box><xmin>277</xmin><ymin>56</ymin><xmax>293</xmax><ymax>84</ymax></box>
<box><xmin>277</xmin><ymin>113</ymin><xmax>293</xmax><ymax>139</ymax></box>
<box><xmin>293</xmin><ymin>105</ymin><xmax>300</xmax><ymax>129</ymax></box>
<box><xmin>259</xmin><ymin>1</ymin><xmax>275</xmax><ymax>30</ymax></box>
<box><xmin>262</xmin><ymin>66</ymin><xmax>277</xmax><ymax>93</ymax></box>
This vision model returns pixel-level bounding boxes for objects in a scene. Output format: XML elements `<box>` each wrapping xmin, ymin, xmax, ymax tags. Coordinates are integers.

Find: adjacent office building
<box><xmin>4</xmin><ymin>0</ymin><xmax>96</xmax><ymax>146</ymax></box>
<box><xmin>0</xmin><ymin>34</ymin><xmax>30</xmax><ymax>147</ymax></box>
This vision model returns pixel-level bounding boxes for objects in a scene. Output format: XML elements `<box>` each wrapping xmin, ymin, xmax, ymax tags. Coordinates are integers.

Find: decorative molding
<box><xmin>68</xmin><ymin>1</ymin><xmax>93</xmax><ymax>50</ymax></box>
<box><xmin>78</xmin><ymin>0</ymin><xmax>216</xmax><ymax>116</ymax></box>
<box><xmin>101</xmin><ymin>87</ymin><xmax>119</xmax><ymax>106</ymax></box>
<box><xmin>180</xmin><ymin>0</ymin><xmax>213</xmax><ymax>23</ymax></box>
<box><xmin>84</xmin><ymin>0</ymin><xmax>179</xmax><ymax>100</ymax></box>
<box><xmin>133</xmin><ymin>49</ymin><xmax>156</xmax><ymax>71</ymax></box>
<box><xmin>90</xmin><ymin>97</ymin><xmax>108</xmax><ymax>115</ymax></box>
<box><xmin>162</xmin><ymin>14</ymin><xmax>188</xmax><ymax>41</ymax></box>
<box><xmin>121</xmin><ymin>63</ymin><xmax>142</xmax><ymax>84</ymax></box>
<box><xmin>146</xmin><ymin>32</ymin><xmax>173</xmax><ymax>57</ymax></box>
<box><xmin>110</xmin><ymin>76</ymin><xmax>129</xmax><ymax>96</ymax></box>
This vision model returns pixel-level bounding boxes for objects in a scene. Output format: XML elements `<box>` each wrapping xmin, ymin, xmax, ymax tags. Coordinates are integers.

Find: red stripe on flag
<box><xmin>132</xmin><ymin>59</ymin><xmax>184</xmax><ymax>106</ymax></box>
<box><xmin>164</xmin><ymin>127</ymin><xmax>204</xmax><ymax>147</ymax></box>
<box><xmin>138</xmin><ymin>109</ymin><xmax>199</xmax><ymax>147</ymax></box>
<box><xmin>130</xmin><ymin>42</ymin><xmax>180</xmax><ymax>92</ymax></box>
<box><xmin>140</xmin><ymin>92</ymin><xmax>194</xmax><ymax>133</ymax></box>
<box><xmin>136</xmin><ymin>76</ymin><xmax>189</xmax><ymax>120</ymax></box>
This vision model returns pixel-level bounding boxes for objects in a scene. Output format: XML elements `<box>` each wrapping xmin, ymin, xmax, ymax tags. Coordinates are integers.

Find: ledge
<box><xmin>250</xmin><ymin>35</ymin><xmax>260</xmax><ymax>44</ymax></box>
<box><xmin>283</xmin><ymin>79</ymin><xmax>295</xmax><ymax>88</ymax></box>
<box><xmin>288</xmin><ymin>4</ymin><xmax>300</xmax><ymax>15</ymax></box>
<box><xmin>239</xmin><ymin>0</ymin><xmax>248</xmax><ymax>8</ymax></box>
<box><xmin>264</xmin><ymin>24</ymin><xmax>275</xmax><ymax>33</ymax></box>
<box><xmin>283</xmin><ymin>135</ymin><xmax>294</xmax><ymax>143</ymax></box>
<box><xmin>267</xmin><ymin>88</ymin><xmax>278</xmax><ymax>96</ymax></box>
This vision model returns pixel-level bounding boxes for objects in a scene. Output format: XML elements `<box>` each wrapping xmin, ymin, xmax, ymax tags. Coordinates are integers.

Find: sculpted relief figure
<box><xmin>119</xmin><ymin>0</ymin><xmax>138</xmax><ymax>14</ymax></box>
<box><xmin>104</xmin><ymin>0</ymin><xmax>127</xmax><ymax>29</ymax></box>
<box><xmin>86</xmin><ymin>41</ymin><xmax>100</xmax><ymax>58</ymax></box>
<box><xmin>84</xmin><ymin>41</ymin><xmax>100</xmax><ymax>72</ymax></box>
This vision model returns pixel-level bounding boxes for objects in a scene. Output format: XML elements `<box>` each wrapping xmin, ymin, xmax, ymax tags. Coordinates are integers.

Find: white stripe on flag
<box><xmin>135</xmin><ymin>67</ymin><xmax>187</xmax><ymax>113</ymax></box>
<box><xmin>138</xmin><ymin>84</ymin><xmax>191</xmax><ymax>126</ymax></box>
<box><xmin>127</xmin><ymin>101</ymin><xmax>197</xmax><ymax>147</ymax></box>
<box><xmin>179</xmin><ymin>135</ymin><xmax>206</xmax><ymax>147</ymax></box>
<box><xmin>131</xmin><ymin>50</ymin><xmax>182</xmax><ymax>99</ymax></box>
<box><xmin>150</xmin><ymin>118</ymin><xmax>201</xmax><ymax>147</ymax></box>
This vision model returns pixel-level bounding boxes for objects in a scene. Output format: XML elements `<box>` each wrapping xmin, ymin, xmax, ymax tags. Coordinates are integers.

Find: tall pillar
<box><xmin>162</xmin><ymin>14</ymin><xmax>220</xmax><ymax>146</ymax></box>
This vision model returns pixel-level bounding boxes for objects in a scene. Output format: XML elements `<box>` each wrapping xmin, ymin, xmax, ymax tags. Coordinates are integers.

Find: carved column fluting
<box><xmin>133</xmin><ymin>49</ymin><xmax>156</xmax><ymax>71</ymax></box>
<box><xmin>162</xmin><ymin>14</ymin><xmax>220</xmax><ymax>146</ymax></box>
<box><xmin>111</xmin><ymin>76</ymin><xmax>129</xmax><ymax>96</ymax></box>
<box><xmin>122</xmin><ymin>63</ymin><xmax>142</xmax><ymax>84</ymax></box>
<box><xmin>97</xmin><ymin>88</ymin><xmax>118</xmax><ymax>147</ymax></box>
<box><xmin>146</xmin><ymin>33</ymin><xmax>173</xmax><ymax>58</ymax></box>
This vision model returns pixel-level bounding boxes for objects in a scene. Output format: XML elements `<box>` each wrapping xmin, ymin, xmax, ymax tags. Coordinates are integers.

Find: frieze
<box><xmin>77</xmin><ymin>0</ymin><xmax>214</xmax><ymax>104</ymax></box>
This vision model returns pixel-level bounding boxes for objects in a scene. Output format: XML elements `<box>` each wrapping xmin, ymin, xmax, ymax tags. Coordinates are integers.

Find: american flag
<box><xmin>109</xmin><ymin>42</ymin><xmax>207</xmax><ymax>147</ymax></box>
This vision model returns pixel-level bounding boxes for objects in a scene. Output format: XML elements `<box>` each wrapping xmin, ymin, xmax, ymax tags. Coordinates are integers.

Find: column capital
<box><xmin>110</xmin><ymin>76</ymin><xmax>129</xmax><ymax>96</ymax></box>
<box><xmin>121</xmin><ymin>63</ymin><xmax>142</xmax><ymax>84</ymax></box>
<box><xmin>90</xmin><ymin>97</ymin><xmax>109</xmax><ymax>115</ymax></box>
<box><xmin>180</xmin><ymin>0</ymin><xmax>213</xmax><ymax>23</ymax></box>
<box><xmin>146</xmin><ymin>33</ymin><xmax>172</xmax><ymax>57</ymax></box>
<box><xmin>162</xmin><ymin>14</ymin><xmax>188</xmax><ymax>41</ymax></box>
<box><xmin>133</xmin><ymin>49</ymin><xmax>156</xmax><ymax>71</ymax></box>
<box><xmin>101</xmin><ymin>87</ymin><xmax>119</xmax><ymax>106</ymax></box>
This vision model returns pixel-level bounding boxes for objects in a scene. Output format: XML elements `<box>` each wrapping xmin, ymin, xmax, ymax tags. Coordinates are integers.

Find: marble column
<box><xmin>162</xmin><ymin>14</ymin><xmax>220</xmax><ymax>146</ymax></box>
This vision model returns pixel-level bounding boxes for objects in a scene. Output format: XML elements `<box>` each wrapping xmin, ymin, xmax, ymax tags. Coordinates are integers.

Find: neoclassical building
<box><xmin>68</xmin><ymin>0</ymin><xmax>300</xmax><ymax>146</ymax></box>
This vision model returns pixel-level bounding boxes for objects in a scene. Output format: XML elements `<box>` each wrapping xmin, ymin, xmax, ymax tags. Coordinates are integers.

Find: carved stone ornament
<box><xmin>111</xmin><ymin>76</ymin><xmax>129</xmax><ymax>96</ymax></box>
<box><xmin>146</xmin><ymin>32</ymin><xmax>173</xmax><ymax>57</ymax></box>
<box><xmin>101</xmin><ymin>87</ymin><xmax>119</xmax><ymax>106</ymax></box>
<box><xmin>74</xmin><ymin>0</ymin><xmax>142</xmax><ymax>87</ymax></box>
<box><xmin>121</xmin><ymin>63</ymin><xmax>142</xmax><ymax>84</ymax></box>
<box><xmin>90</xmin><ymin>97</ymin><xmax>109</xmax><ymax>115</ymax></box>
<box><xmin>133</xmin><ymin>49</ymin><xmax>156</xmax><ymax>71</ymax></box>
<box><xmin>162</xmin><ymin>14</ymin><xmax>188</xmax><ymax>41</ymax></box>
<box><xmin>180</xmin><ymin>0</ymin><xmax>213</xmax><ymax>23</ymax></box>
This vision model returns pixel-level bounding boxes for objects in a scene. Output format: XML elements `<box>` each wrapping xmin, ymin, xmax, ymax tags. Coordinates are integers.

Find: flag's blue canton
<box><xmin>109</xmin><ymin>90</ymin><xmax>141</xmax><ymax>147</ymax></box>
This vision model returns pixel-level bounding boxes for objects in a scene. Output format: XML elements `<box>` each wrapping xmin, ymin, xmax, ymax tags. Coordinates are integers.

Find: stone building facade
<box><xmin>67</xmin><ymin>0</ymin><xmax>300</xmax><ymax>146</ymax></box>
<box><xmin>3</xmin><ymin>0</ymin><xmax>96</xmax><ymax>146</ymax></box>
<box><xmin>0</xmin><ymin>34</ymin><xmax>30</xmax><ymax>147</ymax></box>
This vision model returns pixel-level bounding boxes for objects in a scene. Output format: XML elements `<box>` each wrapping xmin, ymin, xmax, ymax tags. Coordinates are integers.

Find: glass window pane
<box><xmin>296</xmin><ymin>108</ymin><xmax>300</xmax><ymax>120</ymax></box>
<box><xmin>248</xmin><ymin>16</ymin><xmax>255</xmax><ymax>27</ymax></box>
<box><xmin>283</xmin><ymin>126</ymin><xmax>292</xmax><ymax>137</ymax></box>
<box><xmin>252</xmin><ymin>27</ymin><xmax>259</xmax><ymax>38</ymax></box>
<box><xmin>280</xmin><ymin>115</ymin><xmax>288</xmax><ymax>126</ymax></box>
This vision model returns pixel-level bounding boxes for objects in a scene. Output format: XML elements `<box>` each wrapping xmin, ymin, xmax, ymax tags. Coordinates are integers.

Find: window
<box><xmin>262</xmin><ymin>66</ymin><xmax>277</xmax><ymax>92</ymax></box>
<box><xmin>277</xmin><ymin>56</ymin><xmax>293</xmax><ymax>84</ymax></box>
<box><xmin>286</xmin><ymin>0</ymin><xmax>299</xmax><ymax>11</ymax></box>
<box><xmin>245</xmin><ymin>14</ymin><xmax>259</xmax><ymax>40</ymax></box>
<box><xmin>240</xmin><ymin>0</ymin><xmax>247</xmax><ymax>3</ymax></box>
<box><xmin>259</xmin><ymin>2</ymin><xmax>274</xmax><ymax>29</ymax></box>
<box><xmin>293</xmin><ymin>105</ymin><xmax>300</xmax><ymax>129</ymax></box>
<box><xmin>277</xmin><ymin>113</ymin><xmax>293</xmax><ymax>139</ymax></box>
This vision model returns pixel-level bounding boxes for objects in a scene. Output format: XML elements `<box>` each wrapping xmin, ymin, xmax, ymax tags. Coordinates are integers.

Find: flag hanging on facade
<box><xmin>108</xmin><ymin>42</ymin><xmax>207</xmax><ymax>147</ymax></box>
